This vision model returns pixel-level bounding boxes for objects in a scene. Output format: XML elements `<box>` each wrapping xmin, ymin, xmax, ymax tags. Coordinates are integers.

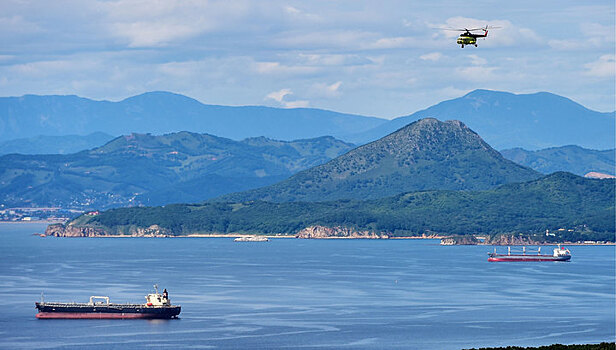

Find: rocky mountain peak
<box><xmin>355</xmin><ymin>118</ymin><xmax>497</xmax><ymax>166</ymax></box>
<box><xmin>219</xmin><ymin>118</ymin><xmax>541</xmax><ymax>202</ymax></box>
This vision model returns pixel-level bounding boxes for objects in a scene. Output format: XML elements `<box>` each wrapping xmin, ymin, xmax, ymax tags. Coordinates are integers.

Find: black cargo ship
<box><xmin>35</xmin><ymin>286</ymin><xmax>181</xmax><ymax>319</ymax></box>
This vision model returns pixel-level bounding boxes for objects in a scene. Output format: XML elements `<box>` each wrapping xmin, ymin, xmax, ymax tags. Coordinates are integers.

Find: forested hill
<box><xmin>218</xmin><ymin>118</ymin><xmax>540</xmax><ymax>203</ymax></box>
<box><xmin>56</xmin><ymin>172</ymin><xmax>615</xmax><ymax>241</ymax></box>
<box><xmin>0</xmin><ymin>132</ymin><xmax>354</xmax><ymax>208</ymax></box>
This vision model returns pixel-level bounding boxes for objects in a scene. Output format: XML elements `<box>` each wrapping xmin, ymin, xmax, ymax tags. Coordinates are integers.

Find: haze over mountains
<box><xmin>219</xmin><ymin>118</ymin><xmax>541</xmax><ymax>203</ymax></box>
<box><xmin>1</xmin><ymin>89</ymin><xmax>613</xmax><ymax>215</ymax></box>
<box><xmin>0</xmin><ymin>132</ymin><xmax>354</xmax><ymax>209</ymax></box>
<box><xmin>346</xmin><ymin>90</ymin><xmax>615</xmax><ymax>150</ymax></box>
<box><xmin>1</xmin><ymin>89</ymin><xmax>613</xmax><ymax>151</ymax></box>
<box><xmin>501</xmin><ymin>146</ymin><xmax>615</xmax><ymax>176</ymax></box>
<box><xmin>0</xmin><ymin>132</ymin><xmax>114</xmax><ymax>155</ymax></box>
<box><xmin>0</xmin><ymin>92</ymin><xmax>383</xmax><ymax>143</ymax></box>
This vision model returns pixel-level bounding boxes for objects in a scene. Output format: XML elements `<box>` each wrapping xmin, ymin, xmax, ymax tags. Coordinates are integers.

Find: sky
<box><xmin>0</xmin><ymin>0</ymin><xmax>614</xmax><ymax>119</ymax></box>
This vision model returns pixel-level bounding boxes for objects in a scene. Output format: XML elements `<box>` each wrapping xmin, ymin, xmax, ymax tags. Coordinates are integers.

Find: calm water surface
<box><xmin>0</xmin><ymin>223</ymin><xmax>614</xmax><ymax>349</ymax></box>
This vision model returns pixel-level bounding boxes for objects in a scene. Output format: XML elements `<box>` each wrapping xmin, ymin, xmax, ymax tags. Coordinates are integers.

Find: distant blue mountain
<box><xmin>347</xmin><ymin>90</ymin><xmax>615</xmax><ymax>150</ymax></box>
<box><xmin>501</xmin><ymin>145</ymin><xmax>615</xmax><ymax>176</ymax></box>
<box><xmin>0</xmin><ymin>91</ymin><xmax>386</xmax><ymax>142</ymax></box>
<box><xmin>0</xmin><ymin>132</ymin><xmax>115</xmax><ymax>155</ymax></box>
<box><xmin>2</xmin><ymin>90</ymin><xmax>613</xmax><ymax>151</ymax></box>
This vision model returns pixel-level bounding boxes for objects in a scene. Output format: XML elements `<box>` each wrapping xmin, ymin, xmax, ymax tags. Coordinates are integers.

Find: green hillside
<box><xmin>62</xmin><ymin>172</ymin><xmax>615</xmax><ymax>241</ymax></box>
<box><xmin>0</xmin><ymin>132</ymin><xmax>353</xmax><ymax>209</ymax></box>
<box><xmin>219</xmin><ymin>118</ymin><xmax>541</xmax><ymax>202</ymax></box>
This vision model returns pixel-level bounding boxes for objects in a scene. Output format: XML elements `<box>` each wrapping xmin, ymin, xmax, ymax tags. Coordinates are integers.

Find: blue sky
<box><xmin>1</xmin><ymin>0</ymin><xmax>614</xmax><ymax>118</ymax></box>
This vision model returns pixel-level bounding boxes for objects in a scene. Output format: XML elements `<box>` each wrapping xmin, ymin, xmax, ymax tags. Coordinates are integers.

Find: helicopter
<box><xmin>447</xmin><ymin>25</ymin><xmax>500</xmax><ymax>48</ymax></box>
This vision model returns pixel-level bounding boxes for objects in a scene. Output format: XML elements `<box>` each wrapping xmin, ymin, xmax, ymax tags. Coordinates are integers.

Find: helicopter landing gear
<box><xmin>461</xmin><ymin>44</ymin><xmax>464</xmax><ymax>48</ymax></box>
<box><xmin>474</xmin><ymin>44</ymin><xmax>478</xmax><ymax>47</ymax></box>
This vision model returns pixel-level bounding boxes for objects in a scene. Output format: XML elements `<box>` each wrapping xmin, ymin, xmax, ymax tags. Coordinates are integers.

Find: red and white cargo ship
<box><xmin>488</xmin><ymin>245</ymin><xmax>571</xmax><ymax>262</ymax></box>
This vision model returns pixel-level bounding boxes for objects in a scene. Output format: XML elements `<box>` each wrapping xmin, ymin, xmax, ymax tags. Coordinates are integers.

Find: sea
<box><xmin>0</xmin><ymin>223</ymin><xmax>614</xmax><ymax>350</ymax></box>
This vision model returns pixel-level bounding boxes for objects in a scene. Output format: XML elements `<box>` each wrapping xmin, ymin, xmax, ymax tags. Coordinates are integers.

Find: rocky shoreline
<box><xmin>440</xmin><ymin>235</ymin><xmax>549</xmax><ymax>246</ymax></box>
<box><xmin>295</xmin><ymin>225</ymin><xmax>389</xmax><ymax>239</ymax></box>
<box><xmin>43</xmin><ymin>223</ymin><xmax>613</xmax><ymax>245</ymax></box>
<box><xmin>44</xmin><ymin>223</ymin><xmax>392</xmax><ymax>239</ymax></box>
<box><xmin>45</xmin><ymin>223</ymin><xmax>172</xmax><ymax>238</ymax></box>
<box><xmin>439</xmin><ymin>234</ymin><xmax>615</xmax><ymax>246</ymax></box>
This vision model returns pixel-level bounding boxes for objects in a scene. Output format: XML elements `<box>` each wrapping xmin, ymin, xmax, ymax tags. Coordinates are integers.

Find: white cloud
<box><xmin>467</xmin><ymin>54</ymin><xmax>487</xmax><ymax>66</ymax></box>
<box><xmin>439</xmin><ymin>17</ymin><xmax>543</xmax><ymax>47</ymax></box>
<box><xmin>584</xmin><ymin>55</ymin><xmax>615</xmax><ymax>78</ymax></box>
<box><xmin>0</xmin><ymin>15</ymin><xmax>42</xmax><ymax>34</ymax></box>
<box><xmin>310</xmin><ymin>81</ymin><xmax>343</xmax><ymax>98</ymax></box>
<box><xmin>419</xmin><ymin>52</ymin><xmax>442</xmax><ymax>61</ymax></box>
<box><xmin>296</xmin><ymin>54</ymin><xmax>372</xmax><ymax>67</ymax></box>
<box><xmin>9</xmin><ymin>58</ymin><xmax>101</xmax><ymax>78</ymax></box>
<box><xmin>253</xmin><ymin>61</ymin><xmax>320</xmax><ymax>76</ymax></box>
<box><xmin>265</xmin><ymin>88</ymin><xmax>309</xmax><ymax>108</ymax></box>
<box><xmin>100</xmin><ymin>0</ymin><xmax>253</xmax><ymax>47</ymax></box>
<box><xmin>283</xmin><ymin>100</ymin><xmax>310</xmax><ymax>108</ymax></box>
<box><xmin>549</xmin><ymin>23</ymin><xmax>615</xmax><ymax>50</ymax></box>
<box><xmin>112</xmin><ymin>21</ymin><xmax>199</xmax><ymax>48</ymax></box>
<box><xmin>283</xmin><ymin>5</ymin><xmax>322</xmax><ymax>22</ymax></box>
<box><xmin>0</xmin><ymin>1</ymin><xmax>614</xmax><ymax>115</ymax></box>
<box><xmin>285</xmin><ymin>6</ymin><xmax>301</xmax><ymax>15</ymax></box>
<box><xmin>265</xmin><ymin>88</ymin><xmax>293</xmax><ymax>103</ymax></box>
<box><xmin>272</xmin><ymin>30</ymin><xmax>376</xmax><ymax>50</ymax></box>
<box><xmin>456</xmin><ymin>66</ymin><xmax>498</xmax><ymax>83</ymax></box>
<box><xmin>364</xmin><ymin>36</ymin><xmax>419</xmax><ymax>49</ymax></box>
<box><xmin>326</xmin><ymin>81</ymin><xmax>342</xmax><ymax>94</ymax></box>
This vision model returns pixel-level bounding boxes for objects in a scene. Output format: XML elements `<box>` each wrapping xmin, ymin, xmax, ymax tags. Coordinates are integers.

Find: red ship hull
<box><xmin>36</xmin><ymin>312</ymin><xmax>165</xmax><ymax>319</ymax></box>
<box><xmin>35</xmin><ymin>302</ymin><xmax>181</xmax><ymax>319</ymax></box>
<box><xmin>488</xmin><ymin>254</ymin><xmax>571</xmax><ymax>262</ymax></box>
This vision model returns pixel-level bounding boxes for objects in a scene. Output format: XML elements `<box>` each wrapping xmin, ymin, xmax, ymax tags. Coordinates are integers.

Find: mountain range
<box><xmin>218</xmin><ymin>118</ymin><xmax>541</xmax><ymax>203</ymax></box>
<box><xmin>1</xmin><ymin>90</ymin><xmax>613</xmax><ymax>151</ymax></box>
<box><xmin>0</xmin><ymin>132</ymin><xmax>354</xmax><ymax>209</ymax></box>
<box><xmin>501</xmin><ymin>146</ymin><xmax>615</xmax><ymax>176</ymax></box>
<box><xmin>1</xmin><ymin>132</ymin><xmax>611</xmax><ymax>179</ymax></box>
<box><xmin>0</xmin><ymin>92</ymin><xmax>384</xmax><ymax>143</ymax></box>
<box><xmin>346</xmin><ymin>90</ymin><xmax>615</xmax><ymax>150</ymax></box>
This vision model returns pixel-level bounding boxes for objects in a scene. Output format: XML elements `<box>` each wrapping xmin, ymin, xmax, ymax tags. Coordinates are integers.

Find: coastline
<box><xmin>36</xmin><ymin>222</ymin><xmax>615</xmax><ymax>244</ymax></box>
<box><xmin>35</xmin><ymin>233</ymin><xmax>614</xmax><ymax>244</ymax></box>
<box><xmin>1</xmin><ymin>220</ymin><xmax>67</xmax><ymax>224</ymax></box>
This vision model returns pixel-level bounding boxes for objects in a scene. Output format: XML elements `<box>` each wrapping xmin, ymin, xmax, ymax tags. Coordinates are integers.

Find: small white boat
<box><xmin>234</xmin><ymin>236</ymin><xmax>269</xmax><ymax>242</ymax></box>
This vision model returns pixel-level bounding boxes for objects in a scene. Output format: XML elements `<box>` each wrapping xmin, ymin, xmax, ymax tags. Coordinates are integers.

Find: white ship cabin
<box><xmin>145</xmin><ymin>285</ymin><xmax>171</xmax><ymax>306</ymax></box>
<box><xmin>553</xmin><ymin>244</ymin><xmax>571</xmax><ymax>257</ymax></box>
